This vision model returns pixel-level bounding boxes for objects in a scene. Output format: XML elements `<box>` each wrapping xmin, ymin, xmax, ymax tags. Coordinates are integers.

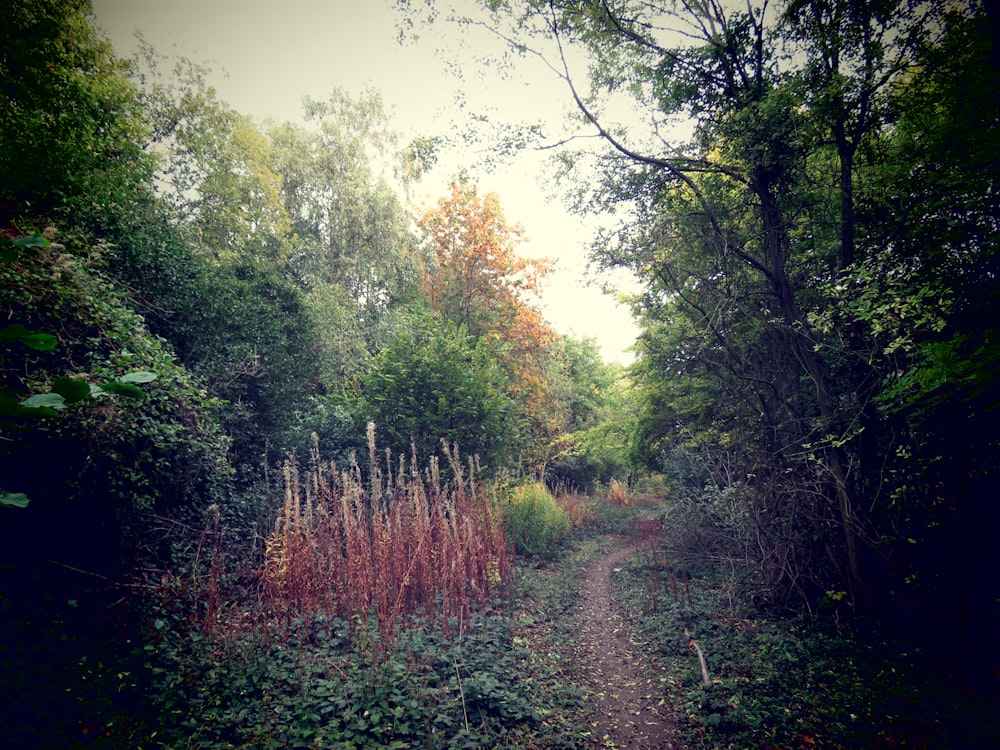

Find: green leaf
<box><xmin>12</xmin><ymin>235</ymin><xmax>50</xmax><ymax>248</ymax></box>
<box><xmin>1</xmin><ymin>491</ymin><xmax>31</xmax><ymax>509</ymax></box>
<box><xmin>118</xmin><ymin>371</ymin><xmax>157</xmax><ymax>384</ymax></box>
<box><xmin>53</xmin><ymin>377</ymin><xmax>92</xmax><ymax>403</ymax></box>
<box><xmin>15</xmin><ymin>404</ymin><xmax>62</xmax><ymax>419</ymax></box>
<box><xmin>1</xmin><ymin>324</ymin><xmax>58</xmax><ymax>350</ymax></box>
<box><xmin>21</xmin><ymin>333</ymin><xmax>58</xmax><ymax>351</ymax></box>
<box><xmin>21</xmin><ymin>393</ymin><xmax>68</xmax><ymax>410</ymax></box>
<box><xmin>0</xmin><ymin>324</ymin><xmax>30</xmax><ymax>342</ymax></box>
<box><xmin>0</xmin><ymin>391</ymin><xmax>22</xmax><ymax>415</ymax></box>
<box><xmin>100</xmin><ymin>381</ymin><xmax>146</xmax><ymax>398</ymax></box>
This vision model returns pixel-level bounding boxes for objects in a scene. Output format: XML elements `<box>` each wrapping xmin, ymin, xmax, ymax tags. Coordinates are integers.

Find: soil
<box><xmin>568</xmin><ymin>518</ymin><xmax>681</xmax><ymax>749</ymax></box>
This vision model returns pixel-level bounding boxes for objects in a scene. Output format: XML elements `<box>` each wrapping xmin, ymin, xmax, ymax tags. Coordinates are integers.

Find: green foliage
<box><xmin>0</xmin><ymin>228</ymin><xmax>233</xmax><ymax>514</ymax></box>
<box><xmin>132</xmin><ymin>44</ymin><xmax>293</xmax><ymax>264</ymax></box>
<box><xmin>0</xmin><ymin>0</ymin><xmax>153</xmax><ymax>222</ymax></box>
<box><xmin>267</xmin><ymin>90</ymin><xmax>420</xmax><ymax>306</ymax></box>
<box><xmin>474</xmin><ymin>0</ymin><xmax>1000</xmax><ymax>631</ymax></box>
<box><xmin>360</xmin><ymin>307</ymin><xmax>517</xmax><ymax>470</ymax></box>
<box><xmin>501</xmin><ymin>482</ymin><xmax>572</xmax><ymax>558</ymax></box>
<box><xmin>0</xmin><ymin>234</ymin><xmax>165</xmax><ymax>508</ymax></box>
<box><xmin>546</xmin><ymin>342</ymin><xmax>636</xmax><ymax>489</ymax></box>
<box><xmin>112</xmin><ymin>62</ymin><xmax>425</xmax><ymax>471</ymax></box>
<box><xmin>144</xmin><ymin>612</ymin><xmax>573</xmax><ymax>749</ymax></box>
<box><xmin>609</xmin><ymin>545</ymin><xmax>1000</xmax><ymax>749</ymax></box>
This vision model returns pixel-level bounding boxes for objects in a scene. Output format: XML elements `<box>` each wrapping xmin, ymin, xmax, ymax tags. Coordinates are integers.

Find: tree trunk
<box><xmin>757</xmin><ymin>173</ymin><xmax>865</xmax><ymax>606</ymax></box>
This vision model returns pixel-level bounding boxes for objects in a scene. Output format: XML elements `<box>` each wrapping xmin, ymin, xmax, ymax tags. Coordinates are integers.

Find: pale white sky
<box><xmin>89</xmin><ymin>0</ymin><xmax>640</xmax><ymax>364</ymax></box>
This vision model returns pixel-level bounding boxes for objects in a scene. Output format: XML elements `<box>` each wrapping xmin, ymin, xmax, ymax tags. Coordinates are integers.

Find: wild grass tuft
<box><xmin>501</xmin><ymin>481</ymin><xmax>571</xmax><ymax>558</ymax></box>
<box><xmin>553</xmin><ymin>488</ymin><xmax>601</xmax><ymax>529</ymax></box>
<box><xmin>606</xmin><ymin>478</ymin><xmax>631</xmax><ymax>506</ymax></box>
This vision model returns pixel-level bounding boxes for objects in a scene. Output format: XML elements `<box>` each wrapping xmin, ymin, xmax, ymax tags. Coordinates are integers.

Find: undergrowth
<box><xmin>134</xmin><ymin>440</ymin><xmax>603</xmax><ymax>749</ymax></box>
<box><xmin>609</xmin><ymin>544</ymin><xmax>1000</xmax><ymax>749</ymax></box>
<box><xmin>145</xmin><ymin>610</ymin><xmax>583</xmax><ymax>749</ymax></box>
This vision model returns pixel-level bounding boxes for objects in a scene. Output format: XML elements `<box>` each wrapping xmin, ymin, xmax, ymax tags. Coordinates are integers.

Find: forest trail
<box><xmin>569</xmin><ymin>518</ymin><xmax>680</xmax><ymax>749</ymax></box>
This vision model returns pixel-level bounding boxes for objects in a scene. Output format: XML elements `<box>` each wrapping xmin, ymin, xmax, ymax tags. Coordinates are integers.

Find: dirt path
<box><xmin>570</xmin><ymin>520</ymin><xmax>679</xmax><ymax>749</ymax></box>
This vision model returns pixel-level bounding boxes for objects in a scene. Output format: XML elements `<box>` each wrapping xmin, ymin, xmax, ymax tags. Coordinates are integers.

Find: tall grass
<box><xmin>551</xmin><ymin>487</ymin><xmax>600</xmax><ymax>529</ymax></box>
<box><xmin>261</xmin><ymin>427</ymin><xmax>509</xmax><ymax>645</ymax></box>
<box><xmin>501</xmin><ymin>481</ymin><xmax>572</xmax><ymax>558</ymax></box>
<box><xmin>607</xmin><ymin>478</ymin><xmax>631</xmax><ymax>506</ymax></box>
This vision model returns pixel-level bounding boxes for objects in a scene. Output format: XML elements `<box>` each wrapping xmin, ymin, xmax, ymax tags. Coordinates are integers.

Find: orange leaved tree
<box><xmin>418</xmin><ymin>178</ymin><xmax>560</xmax><ymax>470</ymax></box>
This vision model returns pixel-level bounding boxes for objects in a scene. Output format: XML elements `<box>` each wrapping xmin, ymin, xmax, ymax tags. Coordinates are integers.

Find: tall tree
<box><xmin>1</xmin><ymin>0</ymin><xmax>152</xmax><ymax>224</ymax></box>
<box><xmin>418</xmin><ymin>177</ymin><xmax>558</xmax><ymax>468</ymax></box>
<box><xmin>416</xmin><ymin>0</ymin><xmax>996</xmax><ymax>615</ymax></box>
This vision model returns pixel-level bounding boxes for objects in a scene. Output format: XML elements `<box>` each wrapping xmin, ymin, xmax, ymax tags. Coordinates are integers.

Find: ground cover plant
<box><xmin>607</xmin><ymin>533</ymin><xmax>1000</xmax><ymax>749</ymax></box>
<box><xmin>139</xmin><ymin>436</ymin><xmax>595</xmax><ymax>749</ymax></box>
<box><xmin>146</xmin><ymin>609</ymin><xmax>580</xmax><ymax>750</ymax></box>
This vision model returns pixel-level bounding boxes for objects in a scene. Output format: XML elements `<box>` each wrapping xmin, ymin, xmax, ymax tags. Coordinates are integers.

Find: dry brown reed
<box><xmin>261</xmin><ymin>428</ymin><xmax>509</xmax><ymax>646</ymax></box>
<box><xmin>554</xmin><ymin>489</ymin><xmax>599</xmax><ymax>529</ymax></box>
<box><xmin>607</xmin><ymin>478</ymin><xmax>631</xmax><ymax>506</ymax></box>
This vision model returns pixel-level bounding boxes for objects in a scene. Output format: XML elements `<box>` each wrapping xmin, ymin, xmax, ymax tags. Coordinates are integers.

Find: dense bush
<box><xmin>0</xmin><ymin>230</ymin><xmax>233</xmax><ymax>515</ymax></box>
<box><xmin>0</xmin><ymin>229</ymin><xmax>235</xmax><ymax>748</ymax></box>
<box><xmin>359</xmin><ymin>308</ymin><xmax>517</xmax><ymax>472</ymax></box>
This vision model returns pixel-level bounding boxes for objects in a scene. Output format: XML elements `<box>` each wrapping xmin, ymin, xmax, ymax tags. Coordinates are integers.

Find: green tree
<box><xmin>134</xmin><ymin>47</ymin><xmax>292</xmax><ymax>263</ymax></box>
<box><xmin>544</xmin><ymin>336</ymin><xmax>632</xmax><ymax>488</ymax></box>
<box><xmin>359</xmin><ymin>307</ymin><xmax>516</xmax><ymax>471</ymax></box>
<box><xmin>0</xmin><ymin>0</ymin><xmax>152</xmax><ymax>224</ymax></box>
<box><xmin>269</xmin><ymin>92</ymin><xmax>419</xmax><ymax>308</ymax></box>
<box><xmin>428</xmin><ymin>0</ymin><xmax>997</xmax><ymax>619</ymax></box>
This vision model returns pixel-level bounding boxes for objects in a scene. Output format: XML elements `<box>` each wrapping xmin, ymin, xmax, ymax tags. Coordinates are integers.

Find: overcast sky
<box><xmin>89</xmin><ymin>0</ymin><xmax>640</xmax><ymax>364</ymax></box>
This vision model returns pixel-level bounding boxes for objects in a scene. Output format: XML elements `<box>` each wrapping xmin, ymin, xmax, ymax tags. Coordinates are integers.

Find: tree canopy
<box><xmin>437</xmin><ymin>0</ymin><xmax>1000</xmax><ymax>650</ymax></box>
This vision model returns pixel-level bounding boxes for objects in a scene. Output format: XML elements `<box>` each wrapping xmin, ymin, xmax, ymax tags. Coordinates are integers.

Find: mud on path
<box><xmin>570</xmin><ymin>518</ymin><xmax>680</xmax><ymax>749</ymax></box>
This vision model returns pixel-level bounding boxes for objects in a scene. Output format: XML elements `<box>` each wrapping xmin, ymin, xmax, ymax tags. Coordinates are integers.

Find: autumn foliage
<box><xmin>418</xmin><ymin>179</ymin><xmax>561</xmax><ymax>464</ymax></box>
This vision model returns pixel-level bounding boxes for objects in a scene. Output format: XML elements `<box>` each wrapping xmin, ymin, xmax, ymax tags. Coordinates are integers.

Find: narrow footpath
<box><xmin>569</xmin><ymin>521</ymin><xmax>679</xmax><ymax>749</ymax></box>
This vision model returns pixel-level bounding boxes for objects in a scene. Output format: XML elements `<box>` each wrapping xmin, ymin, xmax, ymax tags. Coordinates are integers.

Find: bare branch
<box><xmin>536</xmin><ymin>132</ymin><xmax>603</xmax><ymax>150</ymax></box>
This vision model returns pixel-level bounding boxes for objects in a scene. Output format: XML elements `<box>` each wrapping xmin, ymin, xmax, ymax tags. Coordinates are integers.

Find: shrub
<box><xmin>502</xmin><ymin>482</ymin><xmax>571</xmax><ymax>558</ymax></box>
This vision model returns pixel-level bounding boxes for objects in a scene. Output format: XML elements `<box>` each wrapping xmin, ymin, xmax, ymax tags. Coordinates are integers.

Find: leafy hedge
<box><xmin>1</xmin><ymin>229</ymin><xmax>233</xmax><ymax>515</ymax></box>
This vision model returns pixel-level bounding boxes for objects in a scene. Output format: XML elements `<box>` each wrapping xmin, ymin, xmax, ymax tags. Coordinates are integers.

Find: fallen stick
<box><xmin>685</xmin><ymin>629</ymin><xmax>712</xmax><ymax>689</ymax></box>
